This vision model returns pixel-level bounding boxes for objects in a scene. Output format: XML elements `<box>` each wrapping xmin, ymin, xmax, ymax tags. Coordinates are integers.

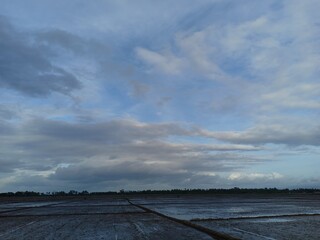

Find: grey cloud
<box><xmin>0</xmin><ymin>158</ymin><xmax>23</xmax><ymax>173</ymax></box>
<box><xmin>0</xmin><ymin>159</ymin><xmax>52</xmax><ymax>174</ymax></box>
<box><xmin>36</xmin><ymin>29</ymin><xmax>109</xmax><ymax>58</ymax></box>
<box><xmin>0</xmin><ymin>119</ymin><xmax>15</xmax><ymax>135</ymax></box>
<box><xmin>37</xmin><ymin>29</ymin><xmax>88</xmax><ymax>55</ymax></box>
<box><xmin>51</xmin><ymin>161</ymin><xmax>189</xmax><ymax>183</ymax></box>
<box><xmin>21</xmin><ymin>118</ymin><xmax>192</xmax><ymax>144</ymax></box>
<box><xmin>0</xmin><ymin>174</ymin><xmax>63</xmax><ymax>193</ymax></box>
<box><xmin>5</xmin><ymin>158</ymin><xmax>276</xmax><ymax>191</ymax></box>
<box><xmin>0</xmin><ymin>104</ymin><xmax>16</xmax><ymax>120</ymax></box>
<box><xmin>49</xmin><ymin>157</ymin><xmax>235</xmax><ymax>189</ymax></box>
<box><xmin>25</xmin><ymin>28</ymin><xmax>153</xmax><ymax>104</ymax></box>
<box><xmin>0</xmin><ymin>16</ymin><xmax>81</xmax><ymax>97</ymax></box>
<box><xmin>201</xmin><ymin>125</ymin><xmax>320</xmax><ymax>146</ymax></box>
<box><xmin>0</xmin><ymin>118</ymin><xmax>261</xmax><ymax>181</ymax></box>
<box><xmin>129</xmin><ymin>80</ymin><xmax>150</xmax><ymax>98</ymax></box>
<box><xmin>17</xmin><ymin>118</ymin><xmax>259</xmax><ymax>156</ymax></box>
<box><xmin>0</xmin><ymin>117</ymin><xmax>277</xmax><ymax>191</ymax></box>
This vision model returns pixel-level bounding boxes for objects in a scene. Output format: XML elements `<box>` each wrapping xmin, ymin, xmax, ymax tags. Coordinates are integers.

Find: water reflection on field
<box><xmin>130</xmin><ymin>194</ymin><xmax>320</xmax><ymax>220</ymax></box>
<box><xmin>0</xmin><ymin>194</ymin><xmax>319</xmax><ymax>240</ymax></box>
<box><xmin>130</xmin><ymin>194</ymin><xmax>320</xmax><ymax>239</ymax></box>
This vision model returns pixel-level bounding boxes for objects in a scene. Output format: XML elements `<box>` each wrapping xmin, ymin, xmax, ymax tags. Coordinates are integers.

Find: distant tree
<box><xmin>68</xmin><ymin>190</ymin><xmax>78</xmax><ymax>195</ymax></box>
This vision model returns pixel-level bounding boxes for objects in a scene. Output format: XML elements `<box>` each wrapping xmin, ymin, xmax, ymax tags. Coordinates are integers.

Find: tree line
<box><xmin>0</xmin><ymin>188</ymin><xmax>319</xmax><ymax>197</ymax></box>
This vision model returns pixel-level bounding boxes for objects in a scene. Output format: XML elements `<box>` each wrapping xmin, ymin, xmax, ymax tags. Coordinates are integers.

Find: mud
<box><xmin>0</xmin><ymin>194</ymin><xmax>319</xmax><ymax>239</ymax></box>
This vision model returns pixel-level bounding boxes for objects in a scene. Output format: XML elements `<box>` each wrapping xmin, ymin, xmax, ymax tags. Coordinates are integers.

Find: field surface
<box><xmin>0</xmin><ymin>194</ymin><xmax>319</xmax><ymax>239</ymax></box>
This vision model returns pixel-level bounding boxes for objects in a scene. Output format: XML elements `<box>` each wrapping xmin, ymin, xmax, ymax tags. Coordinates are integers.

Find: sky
<box><xmin>0</xmin><ymin>0</ymin><xmax>319</xmax><ymax>192</ymax></box>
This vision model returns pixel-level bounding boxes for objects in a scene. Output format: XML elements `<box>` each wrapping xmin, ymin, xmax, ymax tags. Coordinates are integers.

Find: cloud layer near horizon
<box><xmin>0</xmin><ymin>0</ymin><xmax>319</xmax><ymax>191</ymax></box>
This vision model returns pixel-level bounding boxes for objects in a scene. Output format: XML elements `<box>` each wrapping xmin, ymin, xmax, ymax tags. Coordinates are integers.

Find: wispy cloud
<box><xmin>0</xmin><ymin>0</ymin><xmax>319</xmax><ymax>191</ymax></box>
<box><xmin>0</xmin><ymin>16</ymin><xmax>81</xmax><ymax>97</ymax></box>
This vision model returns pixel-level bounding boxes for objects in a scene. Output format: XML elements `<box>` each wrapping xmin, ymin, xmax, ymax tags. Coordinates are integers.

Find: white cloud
<box><xmin>135</xmin><ymin>0</ymin><xmax>320</xmax><ymax>117</ymax></box>
<box><xmin>1</xmin><ymin>0</ymin><xmax>320</xmax><ymax>191</ymax></box>
<box><xmin>199</xmin><ymin>123</ymin><xmax>320</xmax><ymax>146</ymax></box>
<box><xmin>135</xmin><ymin>47</ymin><xmax>185</xmax><ymax>74</ymax></box>
<box><xmin>175</xmin><ymin>29</ymin><xmax>224</xmax><ymax>79</ymax></box>
<box><xmin>228</xmin><ymin>172</ymin><xmax>283</xmax><ymax>181</ymax></box>
<box><xmin>0</xmin><ymin>117</ymin><xmax>266</xmax><ymax>191</ymax></box>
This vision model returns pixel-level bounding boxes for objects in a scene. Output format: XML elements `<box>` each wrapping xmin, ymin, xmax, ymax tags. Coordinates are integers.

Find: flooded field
<box><xmin>0</xmin><ymin>194</ymin><xmax>319</xmax><ymax>239</ymax></box>
<box><xmin>130</xmin><ymin>194</ymin><xmax>320</xmax><ymax>239</ymax></box>
<box><xmin>0</xmin><ymin>196</ymin><xmax>212</xmax><ymax>240</ymax></box>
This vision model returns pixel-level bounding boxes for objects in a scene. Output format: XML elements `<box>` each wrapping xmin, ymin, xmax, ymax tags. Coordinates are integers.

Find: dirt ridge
<box><xmin>191</xmin><ymin>213</ymin><xmax>320</xmax><ymax>222</ymax></box>
<box><xmin>126</xmin><ymin>198</ymin><xmax>240</xmax><ymax>240</ymax></box>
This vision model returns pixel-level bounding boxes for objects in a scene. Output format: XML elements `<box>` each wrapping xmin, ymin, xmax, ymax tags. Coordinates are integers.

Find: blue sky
<box><xmin>0</xmin><ymin>0</ymin><xmax>319</xmax><ymax>192</ymax></box>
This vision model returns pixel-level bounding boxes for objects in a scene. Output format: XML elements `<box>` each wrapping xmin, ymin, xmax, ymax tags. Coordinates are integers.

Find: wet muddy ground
<box><xmin>0</xmin><ymin>197</ymin><xmax>212</xmax><ymax>240</ymax></box>
<box><xmin>0</xmin><ymin>194</ymin><xmax>319</xmax><ymax>239</ymax></box>
<box><xmin>130</xmin><ymin>194</ymin><xmax>320</xmax><ymax>239</ymax></box>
